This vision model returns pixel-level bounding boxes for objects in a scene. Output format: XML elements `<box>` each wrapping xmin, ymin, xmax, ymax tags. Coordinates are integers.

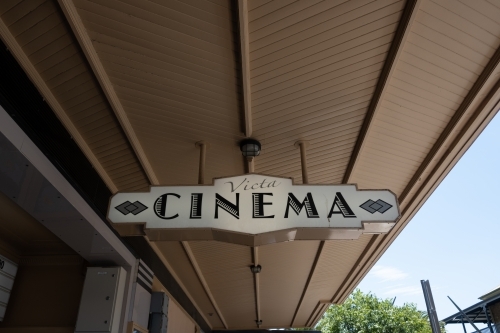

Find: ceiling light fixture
<box><xmin>240</xmin><ymin>138</ymin><xmax>261</xmax><ymax>157</ymax></box>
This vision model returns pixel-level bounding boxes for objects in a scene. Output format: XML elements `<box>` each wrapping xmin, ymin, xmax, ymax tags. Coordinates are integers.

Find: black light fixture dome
<box><xmin>240</xmin><ymin>138</ymin><xmax>261</xmax><ymax>157</ymax></box>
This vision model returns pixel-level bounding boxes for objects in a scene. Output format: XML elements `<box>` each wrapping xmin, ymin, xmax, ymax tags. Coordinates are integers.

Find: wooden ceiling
<box><xmin>1</xmin><ymin>0</ymin><xmax>500</xmax><ymax>330</ymax></box>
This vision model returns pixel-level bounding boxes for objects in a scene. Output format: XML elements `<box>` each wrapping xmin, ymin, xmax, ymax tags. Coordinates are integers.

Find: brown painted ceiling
<box><xmin>1</xmin><ymin>0</ymin><xmax>500</xmax><ymax>330</ymax></box>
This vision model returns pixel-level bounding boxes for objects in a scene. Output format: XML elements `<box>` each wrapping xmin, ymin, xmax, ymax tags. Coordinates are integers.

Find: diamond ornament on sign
<box><xmin>115</xmin><ymin>201</ymin><xmax>148</xmax><ymax>215</ymax></box>
<box><xmin>359</xmin><ymin>199</ymin><xmax>392</xmax><ymax>214</ymax></box>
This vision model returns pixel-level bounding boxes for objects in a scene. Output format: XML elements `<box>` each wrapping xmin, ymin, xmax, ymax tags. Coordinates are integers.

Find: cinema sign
<box><xmin>108</xmin><ymin>174</ymin><xmax>400</xmax><ymax>245</ymax></box>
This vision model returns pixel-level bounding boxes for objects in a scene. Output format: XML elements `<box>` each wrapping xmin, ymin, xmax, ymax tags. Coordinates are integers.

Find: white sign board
<box><xmin>108</xmin><ymin>174</ymin><xmax>399</xmax><ymax>236</ymax></box>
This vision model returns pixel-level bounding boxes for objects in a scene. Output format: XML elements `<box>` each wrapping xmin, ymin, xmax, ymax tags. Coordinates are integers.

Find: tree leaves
<box><xmin>315</xmin><ymin>289</ymin><xmax>445</xmax><ymax>333</ymax></box>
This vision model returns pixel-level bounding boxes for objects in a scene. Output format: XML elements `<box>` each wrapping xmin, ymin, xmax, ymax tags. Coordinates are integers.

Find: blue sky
<box><xmin>357</xmin><ymin>112</ymin><xmax>500</xmax><ymax>333</ymax></box>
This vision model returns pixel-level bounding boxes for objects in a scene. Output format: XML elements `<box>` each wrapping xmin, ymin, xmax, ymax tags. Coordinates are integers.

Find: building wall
<box><xmin>0</xmin><ymin>255</ymin><xmax>85</xmax><ymax>333</ymax></box>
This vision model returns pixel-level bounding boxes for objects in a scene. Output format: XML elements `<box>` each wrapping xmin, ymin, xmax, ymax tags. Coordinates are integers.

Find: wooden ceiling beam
<box><xmin>308</xmin><ymin>302</ymin><xmax>330</xmax><ymax>328</ymax></box>
<box><xmin>342</xmin><ymin>0</ymin><xmax>422</xmax><ymax>184</ymax></box>
<box><xmin>356</xmin><ymin>74</ymin><xmax>500</xmax><ymax>305</ymax></box>
<box><xmin>0</xmin><ymin>17</ymin><xmax>118</xmax><ymax>193</ymax></box>
<box><xmin>182</xmin><ymin>241</ymin><xmax>229</xmax><ymax>329</ymax></box>
<box><xmin>331</xmin><ymin>59</ymin><xmax>500</xmax><ymax>308</ymax></box>
<box><xmin>290</xmin><ymin>241</ymin><xmax>324</xmax><ymax>327</ymax></box>
<box><xmin>329</xmin><ymin>236</ymin><xmax>380</xmax><ymax>305</ymax></box>
<box><xmin>146</xmin><ymin>241</ymin><xmax>213</xmax><ymax>332</ymax></box>
<box><xmin>331</xmin><ymin>0</ymin><xmax>423</xmax><ymax>308</ymax></box>
<box><xmin>57</xmin><ymin>0</ymin><xmax>159</xmax><ymax>185</ymax></box>
<box><xmin>305</xmin><ymin>236</ymin><xmax>384</xmax><ymax>327</ymax></box>
<box><xmin>238</xmin><ymin>0</ymin><xmax>252</xmax><ymax>138</ymax></box>
<box><xmin>398</xmin><ymin>45</ymin><xmax>500</xmax><ymax>205</ymax></box>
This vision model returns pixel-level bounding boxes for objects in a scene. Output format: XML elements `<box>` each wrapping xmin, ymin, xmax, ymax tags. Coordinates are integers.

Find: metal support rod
<box><xmin>295</xmin><ymin>140</ymin><xmax>309</xmax><ymax>184</ymax></box>
<box><xmin>461</xmin><ymin>316</ymin><xmax>467</xmax><ymax>333</ymax></box>
<box><xmin>195</xmin><ymin>141</ymin><xmax>208</xmax><ymax>184</ymax></box>
<box><xmin>471</xmin><ymin>311</ymin><xmax>483</xmax><ymax>322</ymax></box>
<box><xmin>247</xmin><ymin>156</ymin><xmax>255</xmax><ymax>173</ymax></box>
<box><xmin>421</xmin><ymin>280</ymin><xmax>441</xmax><ymax>333</ymax></box>
<box><xmin>483</xmin><ymin>306</ymin><xmax>494</xmax><ymax>333</ymax></box>
<box><xmin>447</xmin><ymin>296</ymin><xmax>482</xmax><ymax>332</ymax></box>
<box><xmin>252</xmin><ymin>247</ymin><xmax>261</xmax><ymax>328</ymax></box>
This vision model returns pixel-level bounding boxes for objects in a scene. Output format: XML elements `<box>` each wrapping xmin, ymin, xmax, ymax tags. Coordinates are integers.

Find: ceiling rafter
<box><xmin>182</xmin><ymin>241</ymin><xmax>229</xmax><ymax>329</ymax></box>
<box><xmin>306</xmin><ymin>236</ymin><xmax>383</xmax><ymax>327</ymax></box>
<box><xmin>291</xmin><ymin>241</ymin><xmax>324</xmax><ymax>327</ymax></box>
<box><xmin>398</xmin><ymin>45</ymin><xmax>500</xmax><ymax>205</ymax></box>
<box><xmin>305</xmin><ymin>302</ymin><xmax>323</xmax><ymax>328</ymax></box>
<box><xmin>348</xmin><ymin>75</ymin><xmax>500</xmax><ymax>309</ymax></box>
<box><xmin>321</xmin><ymin>0</ymin><xmax>422</xmax><ymax>319</ymax></box>
<box><xmin>238</xmin><ymin>0</ymin><xmax>252</xmax><ymax>138</ymax></box>
<box><xmin>333</xmin><ymin>236</ymin><xmax>384</xmax><ymax>306</ymax></box>
<box><xmin>57</xmin><ymin>0</ymin><xmax>159</xmax><ymax>185</ymax></box>
<box><xmin>307</xmin><ymin>302</ymin><xmax>330</xmax><ymax>328</ymax></box>
<box><xmin>330</xmin><ymin>236</ymin><xmax>380</xmax><ymax>305</ymax></box>
<box><xmin>342</xmin><ymin>0</ymin><xmax>422</xmax><ymax>184</ymax></box>
<box><xmin>331</xmin><ymin>56</ymin><xmax>500</xmax><ymax>309</ymax></box>
<box><xmin>149</xmin><ymin>241</ymin><xmax>213</xmax><ymax>330</ymax></box>
<box><xmin>0</xmin><ymin>17</ymin><xmax>118</xmax><ymax>193</ymax></box>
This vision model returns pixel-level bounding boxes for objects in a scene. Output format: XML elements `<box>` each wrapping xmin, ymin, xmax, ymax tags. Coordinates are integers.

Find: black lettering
<box><xmin>215</xmin><ymin>193</ymin><xmax>240</xmax><ymax>219</ymax></box>
<box><xmin>284</xmin><ymin>193</ymin><xmax>319</xmax><ymax>218</ymax></box>
<box><xmin>269</xmin><ymin>180</ymin><xmax>280</xmax><ymax>188</ymax></box>
<box><xmin>154</xmin><ymin>193</ymin><xmax>180</xmax><ymax>219</ymax></box>
<box><xmin>328</xmin><ymin>192</ymin><xmax>356</xmax><ymax>218</ymax></box>
<box><xmin>190</xmin><ymin>193</ymin><xmax>203</xmax><ymax>219</ymax></box>
<box><xmin>252</xmin><ymin>193</ymin><xmax>274</xmax><ymax>218</ymax></box>
<box><xmin>225</xmin><ymin>178</ymin><xmax>246</xmax><ymax>192</ymax></box>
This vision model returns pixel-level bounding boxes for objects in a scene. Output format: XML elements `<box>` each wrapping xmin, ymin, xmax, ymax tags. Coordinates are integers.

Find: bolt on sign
<box><xmin>108</xmin><ymin>174</ymin><xmax>400</xmax><ymax>245</ymax></box>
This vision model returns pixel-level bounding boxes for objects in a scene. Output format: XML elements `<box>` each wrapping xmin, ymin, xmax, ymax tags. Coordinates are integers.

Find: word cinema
<box><xmin>108</xmin><ymin>175</ymin><xmax>400</xmax><ymax>236</ymax></box>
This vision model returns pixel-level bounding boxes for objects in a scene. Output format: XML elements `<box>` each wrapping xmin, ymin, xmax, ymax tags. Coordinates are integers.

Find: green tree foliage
<box><xmin>315</xmin><ymin>289</ymin><xmax>445</xmax><ymax>333</ymax></box>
